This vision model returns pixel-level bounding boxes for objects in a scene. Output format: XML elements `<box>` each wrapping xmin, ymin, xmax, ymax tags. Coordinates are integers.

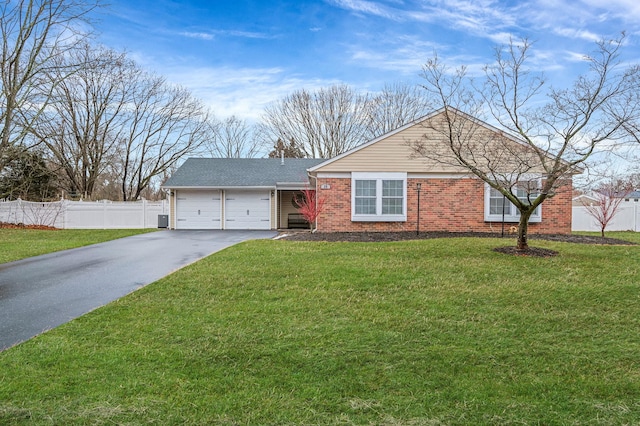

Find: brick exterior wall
<box><xmin>315</xmin><ymin>177</ymin><xmax>572</xmax><ymax>234</ymax></box>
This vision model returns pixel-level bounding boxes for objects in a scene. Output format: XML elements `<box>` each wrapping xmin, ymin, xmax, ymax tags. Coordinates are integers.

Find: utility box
<box><xmin>158</xmin><ymin>214</ymin><xmax>169</xmax><ymax>228</ymax></box>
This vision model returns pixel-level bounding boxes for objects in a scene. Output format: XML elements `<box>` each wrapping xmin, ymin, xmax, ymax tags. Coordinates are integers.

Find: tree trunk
<box><xmin>517</xmin><ymin>210</ymin><xmax>534</xmax><ymax>251</ymax></box>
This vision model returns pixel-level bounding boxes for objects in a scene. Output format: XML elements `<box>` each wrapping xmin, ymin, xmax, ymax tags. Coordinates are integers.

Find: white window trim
<box><xmin>352</xmin><ymin>172</ymin><xmax>407</xmax><ymax>222</ymax></box>
<box><xmin>484</xmin><ymin>183</ymin><xmax>542</xmax><ymax>223</ymax></box>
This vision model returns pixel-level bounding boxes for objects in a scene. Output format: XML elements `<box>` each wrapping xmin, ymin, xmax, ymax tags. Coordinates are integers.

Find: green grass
<box><xmin>1</xmin><ymin>233</ymin><xmax>639</xmax><ymax>424</ymax></box>
<box><xmin>0</xmin><ymin>228</ymin><xmax>158</xmax><ymax>264</ymax></box>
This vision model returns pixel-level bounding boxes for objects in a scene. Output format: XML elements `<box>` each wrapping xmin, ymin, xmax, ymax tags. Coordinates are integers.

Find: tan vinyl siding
<box><xmin>313</xmin><ymin>111</ymin><xmax>548</xmax><ymax>174</ymax></box>
<box><xmin>314</xmin><ymin>124</ymin><xmax>447</xmax><ymax>173</ymax></box>
<box><xmin>271</xmin><ymin>190</ymin><xmax>276</xmax><ymax>229</ymax></box>
<box><xmin>169</xmin><ymin>191</ymin><xmax>176</xmax><ymax>229</ymax></box>
<box><xmin>279</xmin><ymin>191</ymin><xmax>306</xmax><ymax>228</ymax></box>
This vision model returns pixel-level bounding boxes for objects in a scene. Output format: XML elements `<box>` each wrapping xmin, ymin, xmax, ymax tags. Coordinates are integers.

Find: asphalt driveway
<box><xmin>0</xmin><ymin>230</ymin><xmax>276</xmax><ymax>351</ymax></box>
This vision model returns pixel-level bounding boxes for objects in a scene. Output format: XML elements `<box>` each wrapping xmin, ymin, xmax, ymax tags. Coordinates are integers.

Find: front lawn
<box><xmin>1</xmin><ymin>235</ymin><xmax>639</xmax><ymax>424</ymax></box>
<box><xmin>0</xmin><ymin>228</ymin><xmax>158</xmax><ymax>264</ymax></box>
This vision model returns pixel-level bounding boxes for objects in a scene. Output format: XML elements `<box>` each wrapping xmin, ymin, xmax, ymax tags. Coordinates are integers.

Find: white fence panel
<box><xmin>0</xmin><ymin>199</ymin><xmax>168</xmax><ymax>229</ymax></box>
<box><xmin>572</xmin><ymin>203</ymin><xmax>639</xmax><ymax>232</ymax></box>
<box><xmin>0</xmin><ymin>199</ymin><xmax>64</xmax><ymax>228</ymax></box>
<box><xmin>144</xmin><ymin>202</ymin><xmax>167</xmax><ymax>229</ymax></box>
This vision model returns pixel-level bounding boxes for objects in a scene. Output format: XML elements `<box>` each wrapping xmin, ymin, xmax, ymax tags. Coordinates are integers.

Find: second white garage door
<box><xmin>225</xmin><ymin>190</ymin><xmax>271</xmax><ymax>230</ymax></box>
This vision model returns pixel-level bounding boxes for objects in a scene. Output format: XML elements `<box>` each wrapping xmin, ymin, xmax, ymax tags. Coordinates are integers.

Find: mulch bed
<box><xmin>0</xmin><ymin>222</ymin><xmax>58</xmax><ymax>230</ymax></box>
<box><xmin>278</xmin><ymin>231</ymin><xmax>636</xmax><ymax>257</ymax></box>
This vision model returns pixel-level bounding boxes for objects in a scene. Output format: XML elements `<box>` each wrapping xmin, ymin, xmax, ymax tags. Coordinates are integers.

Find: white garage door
<box><xmin>175</xmin><ymin>190</ymin><xmax>221</xmax><ymax>229</ymax></box>
<box><xmin>225</xmin><ymin>190</ymin><xmax>271</xmax><ymax>230</ymax></box>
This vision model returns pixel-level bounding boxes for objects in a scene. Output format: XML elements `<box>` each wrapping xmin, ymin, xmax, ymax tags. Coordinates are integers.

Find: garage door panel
<box><xmin>225</xmin><ymin>190</ymin><xmax>271</xmax><ymax>230</ymax></box>
<box><xmin>176</xmin><ymin>190</ymin><xmax>221</xmax><ymax>229</ymax></box>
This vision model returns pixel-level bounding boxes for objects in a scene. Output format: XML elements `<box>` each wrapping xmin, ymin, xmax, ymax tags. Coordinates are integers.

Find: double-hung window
<box><xmin>354</xmin><ymin>180</ymin><xmax>377</xmax><ymax>215</ymax></box>
<box><xmin>485</xmin><ymin>183</ymin><xmax>541</xmax><ymax>223</ymax></box>
<box><xmin>352</xmin><ymin>173</ymin><xmax>406</xmax><ymax>221</ymax></box>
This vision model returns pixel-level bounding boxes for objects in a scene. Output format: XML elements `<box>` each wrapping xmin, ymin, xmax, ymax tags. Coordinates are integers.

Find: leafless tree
<box><xmin>118</xmin><ymin>76</ymin><xmax>211</xmax><ymax>201</ymax></box>
<box><xmin>0</xmin><ymin>0</ymin><xmax>100</xmax><ymax>168</ymax></box>
<box><xmin>206</xmin><ymin>115</ymin><xmax>261</xmax><ymax>158</ymax></box>
<box><xmin>582</xmin><ymin>177</ymin><xmax>634</xmax><ymax>237</ymax></box>
<box><xmin>366</xmin><ymin>82</ymin><xmax>432</xmax><ymax>139</ymax></box>
<box><xmin>30</xmin><ymin>43</ymin><xmax>210</xmax><ymax>201</ymax></box>
<box><xmin>31</xmin><ymin>43</ymin><xmax>135</xmax><ymax>198</ymax></box>
<box><xmin>258</xmin><ymin>84</ymin><xmax>373</xmax><ymax>159</ymax></box>
<box><xmin>412</xmin><ymin>36</ymin><xmax>640</xmax><ymax>251</ymax></box>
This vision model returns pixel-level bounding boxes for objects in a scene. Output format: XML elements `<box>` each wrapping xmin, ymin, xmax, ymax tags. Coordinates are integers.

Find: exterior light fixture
<box><xmin>416</xmin><ymin>182</ymin><xmax>422</xmax><ymax>235</ymax></box>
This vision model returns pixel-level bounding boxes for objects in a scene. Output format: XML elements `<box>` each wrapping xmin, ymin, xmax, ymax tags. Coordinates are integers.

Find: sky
<box><xmin>91</xmin><ymin>0</ymin><xmax>640</xmax><ymax>122</ymax></box>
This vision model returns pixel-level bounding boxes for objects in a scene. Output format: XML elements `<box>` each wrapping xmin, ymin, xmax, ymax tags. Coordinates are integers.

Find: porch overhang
<box><xmin>276</xmin><ymin>182</ymin><xmax>311</xmax><ymax>191</ymax></box>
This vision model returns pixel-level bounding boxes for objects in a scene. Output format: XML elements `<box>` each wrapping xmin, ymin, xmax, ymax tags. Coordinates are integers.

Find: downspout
<box><xmin>307</xmin><ymin>171</ymin><xmax>318</xmax><ymax>233</ymax></box>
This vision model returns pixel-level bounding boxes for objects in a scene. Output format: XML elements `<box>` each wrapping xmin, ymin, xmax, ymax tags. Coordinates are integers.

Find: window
<box><xmin>382</xmin><ymin>180</ymin><xmax>403</xmax><ymax>214</ymax></box>
<box><xmin>485</xmin><ymin>184</ymin><xmax>541</xmax><ymax>223</ymax></box>
<box><xmin>352</xmin><ymin>173</ymin><xmax>406</xmax><ymax>221</ymax></box>
<box><xmin>355</xmin><ymin>180</ymin><xmax>377</xmax><ymax>215</ymax></box>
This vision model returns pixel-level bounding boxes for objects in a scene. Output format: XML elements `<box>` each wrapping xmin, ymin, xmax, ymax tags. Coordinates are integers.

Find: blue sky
<box><xmin>93</xmin><ymin>0</ymin><xmax>640</xmax><ymax>121</ymax></box>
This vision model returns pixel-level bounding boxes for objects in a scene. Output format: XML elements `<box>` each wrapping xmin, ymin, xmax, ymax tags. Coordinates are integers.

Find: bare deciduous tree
<box><xmin>31</xmin><ymin>43</ymin><xmax>135</xmax><ymax>198</ymax></box>
<box><xmin>119</xmin><ymin>76</ymin><xmax>211</xmax><ymax>201</ymax></box>
<box><xmin>582</xmin><ymin>178</ymin><xmax>633</xmax><ymax>237</ymax></box>
<box><xmin>206</xmin><ymin>115</ymin><xmax>261</xmax><ymax>158</ymax></box>
<box><xmin>259</xmin><ymin>84</ymin><xmax>373</xmax><ymax>158</ymax></box>
<box><xmin>30</xmin><ymin>43</ymin><xmax>211</xmax><ymax>201</ymax></box>
<box><xmin>366</xmin><ymin>82</ymin><xmax>432</xmax><ymax>139</ymax></box>
<box><xmin>0</xmin><ymin>0</ymin><xmax>100</xmax><ymax>167</ymax></box>
<box><xmin>412</xmin><ymin>36</ymin><xmax>640</xmax><ymax>251</ymax></box>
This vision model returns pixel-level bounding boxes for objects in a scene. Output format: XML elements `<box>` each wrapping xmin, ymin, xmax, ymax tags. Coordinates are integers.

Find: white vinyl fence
<box><xmin>572</xmin><ymin>203</ymin><xmax>640</xmax><ymax>232</ymax></box>
<box><xmin>0</xmin><ymin>199</ymin><xmax>168</xmax><ymax>229</ymax></box>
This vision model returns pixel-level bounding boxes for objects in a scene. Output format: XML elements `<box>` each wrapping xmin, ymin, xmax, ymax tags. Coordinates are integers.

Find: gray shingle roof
<box><xmin>163</xmin><ymin>158</ymin><xmax>325</xmax><ymax>188</ymax></box>
<box><xmin>622</xmin><ymin>190</ymin><xmax>640</xmax><ymax>199</ymax></box>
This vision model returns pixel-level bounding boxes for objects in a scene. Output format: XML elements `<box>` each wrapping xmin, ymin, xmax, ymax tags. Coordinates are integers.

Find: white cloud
<box><xmin>554</xmin><ymin>28</ymin><xmax>601</xmax><ymax>42</ymax></box>
<box><xmin>161</xmin><ymin>66</ymin><xmax>342</xmax><ymax>121</ymax></box>
<box><xmin>565</xmin><ymin>51</ymin><xmax>590</xmax><ymax>62</ymax></box>
<box><xmin>179</xmin><ymin>29</ymin><xmax>275</xmax><ymax>40</ymax></box>
<box><xmin>581</xmin><ymin>0</ymin><xmax>640</xmax><ymax>21</ymax></box>
<box><xmin>348</xmin><ymin>35</ymin><xmax>444</xmax><ymax>74</ymax></box>
<box><xmin>180</xmin><ymin>31</ymin><xmax>214</xmax><ymax>40</ymax></box>
<box><xmin>526</xmin><ymin>0</ymin><xmax>640</xmax><ymax>42</ymax></box>
<box><xmin>327</xmin><ymin>0</ymin><xmax>400</xmax><ymax>20</ymax></box>
<box><xmin>330</xmin><ymin>0</ymin><xmax>522</xmax><ymax>46</ymax></box>
<box><xmin>487</xmin><ymin>31</ymin><xmax>516</xmax><ymax>45</ymax></box>
<box><xmin>221</xmin><ymin>30</ymin><xmax>276</xmax><ymax>39</ymax></box>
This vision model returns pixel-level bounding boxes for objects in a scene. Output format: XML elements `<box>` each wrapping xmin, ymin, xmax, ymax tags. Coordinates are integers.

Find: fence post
<box><xmin>143</xmin><ymin>199</ymin><xmax>147</xmax><ymax>228</ymax></box>
<box><xmin>62</xmin><ymin>198</ymin><xmax>67</xmax><ymax>229</ymax></box>
<box><xmin>17</xmin><ymin>198</ymin><xmax>23</xmax><ymax>224</ymax></box>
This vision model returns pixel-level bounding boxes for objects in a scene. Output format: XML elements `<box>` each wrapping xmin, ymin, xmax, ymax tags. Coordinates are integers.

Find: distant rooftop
<box><xmin>622</xmin><ymin>190</ymin><xmax>640</xmax><ymax>199</ymax></box>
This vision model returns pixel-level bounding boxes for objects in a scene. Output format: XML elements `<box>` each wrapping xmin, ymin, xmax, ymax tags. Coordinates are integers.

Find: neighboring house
<box><xmin>162</xmin><ymin>158</ymin><xmax>324</xmax><ymax>230</ymax></box>
<box><xmin>163</xmin><ymin>110</ymin><xmax>575</xmax><ymax>233</ymax></box>
<box><xmin>572</xmin><ymin>193</ymin><xmax>600</xmax><ymax>206</ymax></box>
<box><xmin>574</xmin><ymin>190</ymin><xmax>640</xmax><ymax>207</ymax></box>
<box><xmin>307</xmin><ymin>109</ymin><xmax>573</xmax><ymax>234</ymax></box>
<box><xmin>620</xmin><ymin>190</ymin><xmax>640</xmax><ymax>203</ymax></box>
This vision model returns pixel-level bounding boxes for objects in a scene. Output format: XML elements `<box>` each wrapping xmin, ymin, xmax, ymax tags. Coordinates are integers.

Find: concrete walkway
<box><xmin>0</xmin><ymin>230</ymin><xmax>276</xmax><ymax>351</ymax></box>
